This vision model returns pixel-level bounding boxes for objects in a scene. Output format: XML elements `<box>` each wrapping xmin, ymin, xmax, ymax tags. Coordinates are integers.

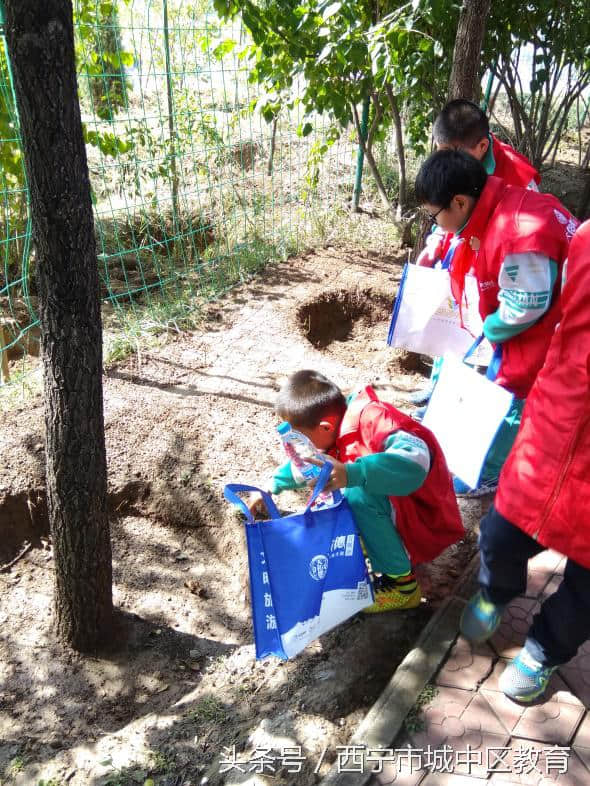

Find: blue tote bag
<box><xmin>224</xmin><ymin>464</ymin><xmax>373</xmax><ymax>660</ymax></box>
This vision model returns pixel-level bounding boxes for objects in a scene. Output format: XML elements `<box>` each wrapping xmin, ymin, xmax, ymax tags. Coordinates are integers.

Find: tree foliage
<box><xmin>485</xmin><ymin>0</ymin><xmax>590</xmax><ymax>167</ymax></box>
<box><xmin>212</xmin><ymin>0</ymin><xmax>456</xmax><ymax>216</ymax></box>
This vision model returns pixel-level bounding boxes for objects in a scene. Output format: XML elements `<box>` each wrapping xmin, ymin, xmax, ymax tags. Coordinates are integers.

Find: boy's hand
<box><xmin>308</xmin><ymin>455</ymin><xmax>348</xmax><ymax>492</ymax></box>
<box><xmin>247</xmin><ymin>493</ymin><xmax>267</xmax><ymax>518</ymax></box>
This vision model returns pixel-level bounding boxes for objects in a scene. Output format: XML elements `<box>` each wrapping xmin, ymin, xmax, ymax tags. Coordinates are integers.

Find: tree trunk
<box><xmin>447</xmin><ymin>0</ymin><xmax>492</xmax><ymax>101</ymax></box>
<box><xmin>384</xmin><ymin>85</ymin><xmax>407</xmax><ymax>220</ymax></box>
<box><xmin>412</xmin><ymin>0</ymin><xmax>492</xmax><ymax>261</ymax></box>
<box><xmin>351</xmin><ymin>99</ymin><xmax>394</xmax><ymax>215</ymax></box>
<box><xmin>4</xmin><ymin>0</ymin><xmax>113</xmax><ymax>651</ymax></box>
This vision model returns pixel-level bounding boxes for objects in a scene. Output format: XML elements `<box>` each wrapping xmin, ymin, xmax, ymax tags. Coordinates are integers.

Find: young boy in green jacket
<box><xmin>249</xmin><ymin>370</ymin><xmax>463</xmax><ymax>613</ymax></box>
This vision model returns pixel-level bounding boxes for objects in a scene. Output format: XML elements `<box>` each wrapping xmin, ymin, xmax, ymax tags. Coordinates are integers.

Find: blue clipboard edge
<box><xmin>387</xmin><ymin>261</ymin><xmax>409</xmax><ymax>346</ymax></box>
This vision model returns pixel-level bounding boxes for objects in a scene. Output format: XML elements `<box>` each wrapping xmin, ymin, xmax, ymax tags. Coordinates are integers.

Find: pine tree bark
<box><xmin>447</xmin><ymin>0</ymin><xmax>492</xmax><ymax>101</ymax></box>
<box><xmin>3</xmin><ymin>0</ymin><xmax>113</xmax><ymax>650</ymax></box>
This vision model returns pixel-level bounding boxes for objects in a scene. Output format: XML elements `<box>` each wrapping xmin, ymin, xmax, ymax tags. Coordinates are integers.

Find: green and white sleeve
<box><xmin>483</xmin><ymin>253</ymin><xmax>558</xmax><ymax>343</ymax></box>
<box><xmin>345</xmin><ymin>430</ymin><xmax>430</xmax><ymax>497</ymax></box>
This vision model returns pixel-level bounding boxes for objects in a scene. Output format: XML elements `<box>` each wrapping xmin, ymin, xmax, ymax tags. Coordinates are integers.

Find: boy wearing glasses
<box><xmin>417</xmin><ymin>99</ymin><xmax>540</xmax><ymax>271</ymax></box>
<box><xmin>414</xmin><ymin>148</ymin><xmax>573</xmax><ymax>387</ymax></box>
<box><xmin>411</xmin><ymin>101</ymin><xmax>542</xmax><ymax>446</ymax></box>
<box><xmin>413</xmin><ymin>150</ymin><xmax>577</xmax><ymax>486</ymax></box>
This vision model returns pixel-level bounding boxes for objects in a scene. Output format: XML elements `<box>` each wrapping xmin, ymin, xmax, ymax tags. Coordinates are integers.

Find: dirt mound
<box><xmin>0</xmin><ymin>480</ymin><xmax>151</xmax><ymax>564</ymax></box>
<box><xmin>388</xmin><ymin>347</ymin><xmax>431</xmax><ymax>377</ymax></box>
<box><xmin>0</xmin><ymin>245</ymin><xmax>482</xmax><ymax>786</ymax></box>
<box><xmin>296</xmin><ymin>287</ymin><xmax>392</xmax><ymax>349</ymax></box>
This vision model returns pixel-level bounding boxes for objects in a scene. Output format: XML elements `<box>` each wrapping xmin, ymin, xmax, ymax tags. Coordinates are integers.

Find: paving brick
<box><xmin>490</xmin><ymin>598</ymin><xmax>538</xmax><ymax>659</ymax></box>
<box><xmin>419</xmin><ymin>685</ymin><xmax>474</xmax><ymax>726</ymax></box>
<box><xmin>435</xmin><ymin>638</ymin><xmax>496</xmax><ymax>690</ymax></box>
<box><xmin>542</xmin><ymin>674</ymin><xmax>585</xmax><ymax>706</ymax></box>
<box><xmin>487</xmin><ymin>780</ymin><xmax>526</xmax><ymax>786</ymax></box>
<box><xmin>462</xmin><ymin>693</ymin><xmax>510</xmax><ymax>736</ymax></box>
<box><xmin>573</xmin><ymin>744</ymin><xmax>590</xmax><ymax>773</ymax></box>
<box><xmin>512</xmin><ymin>698</ymin><xmax>585</xmax><ymax>745</ymax></box>
<box><xmin>559</xmin><ymin>651</ymin><xmax>590</xmax><ymax>708</ymax></box>
<box><xmin>481</xmin><ymin>659</ymin><xmax>511</xmax><ymax>692</ymax></box>
<box><xmin>571</xmin><ymin>712</ymin><xmax>590</xmax><ymax>747</ymax></box>
<box><xmin>451</xmin><ymin>730</ymin><xmax>511</xmax><ymax>778</ymax></box>
<box><xmin>368</xmin><ymin>755</ymin><xmax>426</xmax><ymax>785</ymax></box>
<box><xmin>480</xmin><ymin>688</ymin><xmax>527</xmax><ymax>733</ymax></box>
<box><xmin>488</xmin><ymin>744</ymin><xmax>589</xmax><ymax>785</ymax></box>
<box><xmin>409</xmin><ymin>689</ymin><xmax>509</xmax><ymax>777</ymax></box>
<box><xmin>421</xmin><ymin>772</ymin><xmax>491</xmax><ymax>785</ymax></box>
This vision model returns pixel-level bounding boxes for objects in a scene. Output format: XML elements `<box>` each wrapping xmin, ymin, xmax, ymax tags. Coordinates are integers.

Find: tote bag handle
<box><xmin>224</xmin><ymin>462</ymin><xmax>334</xmax><ymax>523</ymax></box>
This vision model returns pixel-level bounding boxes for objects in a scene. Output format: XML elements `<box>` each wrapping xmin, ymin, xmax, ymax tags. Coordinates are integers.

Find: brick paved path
<box><xmin>368</xmin><ymin>550</ymin><xmax>590</xmax><ymax>786</ymax></box>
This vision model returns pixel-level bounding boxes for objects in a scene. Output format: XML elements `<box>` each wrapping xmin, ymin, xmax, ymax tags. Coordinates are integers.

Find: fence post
<box><xmin>163</xmin><ymin>0</ymin><xmax>179</xmax><ymax>224</ymax></box>
<box><xmin>0</xmin><ymin>0</ymin><xmax>34</xmax><ymax>331</ymax></box>
<box><xmin>481</xmin><ymin>67</ymin><xmax>495</xmax><ymax>113</ymax></box>
<box><xmin>352</xmin><ymin>96</ymin><xmax>370</xmax><ymax>213</ymax></box>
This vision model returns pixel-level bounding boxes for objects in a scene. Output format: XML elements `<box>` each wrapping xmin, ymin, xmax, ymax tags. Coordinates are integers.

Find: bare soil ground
<box><xmin>0</xmin><ymin>242</ymin><xmax>486</xmax><ymax>786</ymax></box>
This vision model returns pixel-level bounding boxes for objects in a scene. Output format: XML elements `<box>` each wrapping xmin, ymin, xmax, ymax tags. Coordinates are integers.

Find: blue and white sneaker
<box><xmin>460</xmin><ymin>591</ymin><xmax>504</xmax><ymax>643</ymax></box>
<box><xmin>499</xmin><ymin>648</ymin><xmax>558</xmax><ymax>703</ymax></box>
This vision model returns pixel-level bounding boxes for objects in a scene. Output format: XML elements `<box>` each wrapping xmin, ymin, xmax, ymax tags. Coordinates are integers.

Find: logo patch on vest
<box><xmin>504</xmin><ymin>265</ymin><xmax>519</xmax><ymax>282</ymax></box>
<box><xmin>554</xmin><ymin>209</ymin><xmax>579</xmax><ymax>242</ymax></box>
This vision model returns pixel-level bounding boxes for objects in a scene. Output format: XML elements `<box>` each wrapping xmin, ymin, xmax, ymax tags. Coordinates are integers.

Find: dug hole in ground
<box><xmin>0</xmin><ymin>237</ymin><xmax>489</xmax><ymax>786</ymax></box>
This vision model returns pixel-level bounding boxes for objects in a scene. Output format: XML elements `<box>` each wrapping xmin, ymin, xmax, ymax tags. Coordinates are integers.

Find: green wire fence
<box><xmin>0</xmin><ymin>0</ymin><xmax>360</xmax><ymax>386</ymax></box>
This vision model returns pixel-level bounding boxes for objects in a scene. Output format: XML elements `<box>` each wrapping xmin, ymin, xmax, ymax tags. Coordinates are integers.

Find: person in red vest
<box><xmin>412</xmin><ymin>100</ymin><xmax>542</xmax><ymax>426</ymax></box>
<box><xmin>417</xmin><ymin>99</ymin><xmax>540</xmax><ymax>270</ymax></box>
<box><xmin>248</xmin><ymin>369</ymin><xmax>463</xmax><ymax>613</ymax></box>
<box><xmin>415</xmin><ymin>150</ymin><xmax>576</xmax><ymax>399</ymax></box>
<box><xmin>413</xmin><ymin>150</ymin><xmax>577</xmax><ymax>491</ymax></box>
<box><xmin>461</xmin><ymin>219</ymin><xmax>590</xmax><ymax>703</ymax></box>
<box><xmin>435</xmin><ymin>99</ymin><xmax>540</xmax><ymax>188</ymax></box>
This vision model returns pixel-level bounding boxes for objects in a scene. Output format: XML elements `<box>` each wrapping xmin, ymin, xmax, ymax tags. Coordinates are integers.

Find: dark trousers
<box><xmin>479</xmin><ymin>505</ymin><xmax>590</xmax><ymax>667</ymax></box>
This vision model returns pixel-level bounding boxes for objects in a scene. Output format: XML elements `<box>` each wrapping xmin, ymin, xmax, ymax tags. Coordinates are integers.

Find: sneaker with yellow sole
<box><xmin>363</xmin><ymin>575</ymin><xmax>422</xmax><ymax>614</ymax></box>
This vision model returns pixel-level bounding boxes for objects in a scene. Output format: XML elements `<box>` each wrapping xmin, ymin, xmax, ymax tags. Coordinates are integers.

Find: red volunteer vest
<box><xmin>333</xmin><ymin>386</ymin><xmax>464</xmax><ymax>565</ymax></box>
<box><xmin>451</xmin><ymin>177</ymin><xmax>577</xmax><ymax>397</ymax></box>
<box><xmin>496</xmin><ymin>220</ymin><xmax>590</xmax><ymax>569</ymax></box>
<box><xmin>491</xmin><ymin>135</ymin><xmax>540</xmax><ymax>188</ymax></box>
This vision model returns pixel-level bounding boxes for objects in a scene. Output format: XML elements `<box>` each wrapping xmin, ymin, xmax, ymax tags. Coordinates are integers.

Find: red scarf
<box><xmin>449</xmin><ymin>176</ymin><xmax>507</xmax><ymax>322</ymax></box>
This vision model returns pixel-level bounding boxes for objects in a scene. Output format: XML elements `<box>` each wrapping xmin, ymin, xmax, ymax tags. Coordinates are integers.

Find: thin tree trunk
<box><xmin>447</xmin><ymin>0</ymin><xmax>492</xmax><ymax>101</ymax></box>
<box><xmin>267</xmin><ymin>116</ymin><xmax>278</xmax><ymax>176</ymax></box>
<box><xmin>351</xmin><ymin>99</ymin><xmax>393</xmax><ymax>214</ymax></box>
<box><xmin>4</xmin><ymin>0</ymin><xmax>113</xmax><ymax>651</ymax></box>
<box><xmin>413</xmin><ymin>0</ymin><xmax>491</xmax><ymax>261</ymax></box>
<box><xmin>384</xmin><ymin>84</ymin><xmax>406</xmax><ymax>220</ymax></box>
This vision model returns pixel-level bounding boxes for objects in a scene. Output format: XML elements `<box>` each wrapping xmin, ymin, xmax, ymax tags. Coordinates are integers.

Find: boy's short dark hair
<box><xmin>433</xmin><ymin>99</ymin><xmax>489</xmax><ymax>148</ymax></box>
<box><xmin>276</xmin><ymin>369</ymin><xmax>346</xmax><ymax>428</ymax></box>
<box><xmin>415</xmin><ymin>149</ymin><xmax>487</xmax><ymax>209</ymax></box>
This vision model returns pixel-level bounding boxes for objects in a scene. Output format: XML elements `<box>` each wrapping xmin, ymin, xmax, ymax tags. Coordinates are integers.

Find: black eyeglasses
<box><xmin>423</xmin><ymin>205</ymin><xmax>446</xmax><ymax>224</ymax></box>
